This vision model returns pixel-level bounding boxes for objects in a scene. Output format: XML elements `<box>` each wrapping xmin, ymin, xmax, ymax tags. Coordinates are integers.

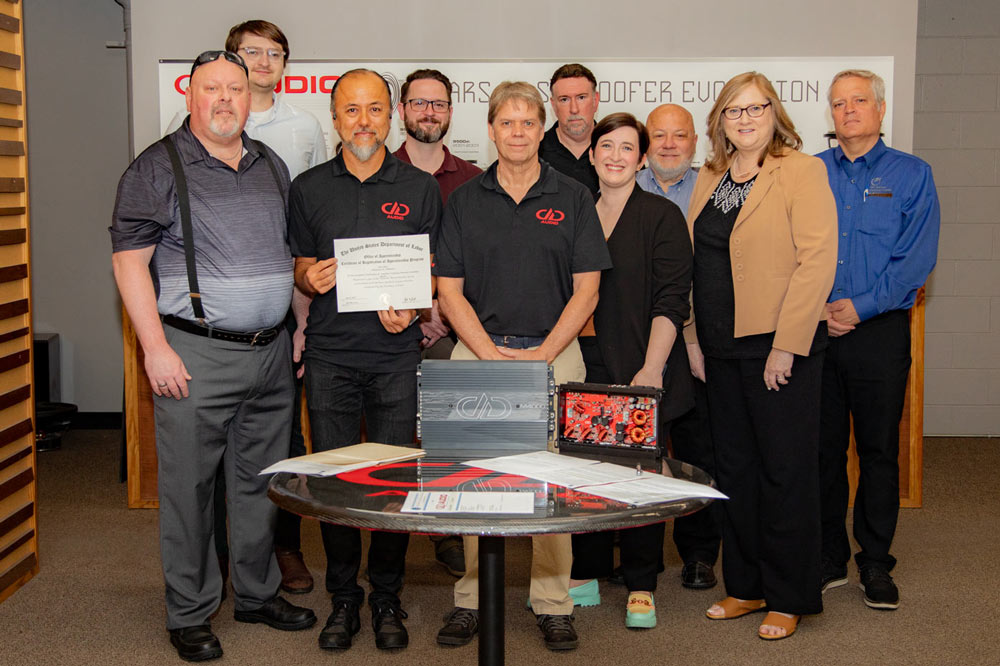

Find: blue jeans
<box><xmin>304</xmin><ymin>355</ymin><xmax>417</xmax><ymax>605</ymax></box>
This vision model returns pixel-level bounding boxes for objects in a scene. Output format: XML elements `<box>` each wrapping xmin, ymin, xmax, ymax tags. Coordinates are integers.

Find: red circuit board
<box><xmin>558</xmin><ymin>385</ymin><xmax>660</xmax><ymax>450</ymax></box>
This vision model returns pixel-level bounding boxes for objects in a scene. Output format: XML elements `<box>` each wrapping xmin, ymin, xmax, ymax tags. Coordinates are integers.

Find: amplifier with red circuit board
<box><xmin>556</xmin><ymin>382</ymin><xmax>662</xmax><ymax>458</ymax></box>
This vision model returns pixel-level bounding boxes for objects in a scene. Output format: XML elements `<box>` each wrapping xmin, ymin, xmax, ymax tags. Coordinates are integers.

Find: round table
<box><xmin>269</xmin><ymin>456</ymin><xmax>716</xmax><ymax>665</ymax></box>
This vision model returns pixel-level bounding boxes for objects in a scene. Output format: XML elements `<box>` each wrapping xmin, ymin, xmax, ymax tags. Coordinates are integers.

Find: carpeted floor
<box><xmin>0</xmin><ymin>430</ymin><xmax>997</xmax><ymax>665</ymax></box>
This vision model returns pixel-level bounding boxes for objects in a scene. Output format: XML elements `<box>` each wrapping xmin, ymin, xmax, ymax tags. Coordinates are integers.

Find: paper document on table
<box><xmin>260</xmin><ymin>442</ymin><xmax>425</xmax><ymax>476</ymax></box>
<box><xmin>528</xmin><ymin>462</ymin><xmax>657</xmax><ymax>489</ymax></box>
<box><xmin>463</xmin><ymin>450</ymin><xmax>598</xmax><ymax>477</ymax></box>
<box><xmin>576</xmin><ymin>475</ymin><xmax>728</xmax><ymax>506</ymax></box>
<box><xmin>401</xmin><ymin>491</ymin><xmax>535</xmax><ymax>514</ymax></box>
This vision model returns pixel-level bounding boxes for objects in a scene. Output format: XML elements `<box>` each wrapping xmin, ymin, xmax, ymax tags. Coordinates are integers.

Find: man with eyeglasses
<box><xmin>111</xmin><ymin>50</ymin><xmax>316</xmax><ymax>662</ymax></box>
<box><xmin>288</xmin><ymin>68</ymin><xmax>441</xmax><ymax>652</ymax></box>
<box><xmin>539</xmin><ymin>63</ymin><xmax>601</xmax><ymax>196</ymax></box>
<box><xmin>167</xmin><ymin>20</ymin><xmax>328</xmax><ymax>600</ymax></box>
<box><xmin>392</xmin><ymin>68</ymin><xmax>482</xmax><ymax>576</ymax></box>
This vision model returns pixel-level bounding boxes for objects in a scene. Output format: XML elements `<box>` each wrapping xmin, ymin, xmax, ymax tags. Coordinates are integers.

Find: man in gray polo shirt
<box><xmin>110</xmin><ymin>51</ymin><xmax>315</xmax><ymax>662</ymax></box>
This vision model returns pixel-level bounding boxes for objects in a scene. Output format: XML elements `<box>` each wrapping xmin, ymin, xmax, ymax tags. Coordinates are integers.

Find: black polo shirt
<box><xmin>434</xmin><ymin>161</ymin><xmax>611</xmax><ymax>338</ymax></box>
<box><xmin>288</xmin><ymin>150</ymin><xmax>441</xmax><ymax>371</ymax></box>
<box><xmin>539</xmin><ymin>123</ymin><xmax>599</xmax><ymax>196</ymax></box>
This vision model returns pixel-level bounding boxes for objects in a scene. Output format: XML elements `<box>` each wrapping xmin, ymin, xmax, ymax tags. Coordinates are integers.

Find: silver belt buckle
<box><xmin>250</xmin><ymin>330</ymin><xmax>262</xmax><ymax>345</ymax></box>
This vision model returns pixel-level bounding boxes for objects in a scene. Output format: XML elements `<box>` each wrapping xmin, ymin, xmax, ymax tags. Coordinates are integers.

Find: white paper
<box><xmin>463</xmin><ymin>450</ymin><xmax>598</xmax><ymax>477</ymax></box>
<box><xmin>576</xmin><ymin>475</ymin><xmax>728</xmax><ymax>506</ymax></box>
<box><xmin>401</xmin><ymin>491</ymin><xmax>535</xmax><ymax>514</ymax></box>
<box><xmin>334</xmin><ymin>234</ymin><xmax>431</xmax><ymax>312</ymax></box>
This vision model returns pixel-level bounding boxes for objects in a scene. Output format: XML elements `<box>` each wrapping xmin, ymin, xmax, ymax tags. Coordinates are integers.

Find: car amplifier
<box><xmin>417</xmin><ymin>359</ymin><xmax>554</xmax><ymax>459</ymax></box>
<box><xmin>557</xmin><ymin>382</ymin><xmax>662</xmax><ymax>461</ymax></box>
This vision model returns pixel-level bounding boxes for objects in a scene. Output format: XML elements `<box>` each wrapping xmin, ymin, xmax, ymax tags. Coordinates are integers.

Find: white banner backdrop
<box><xmin>159</xmin><ymin>57</ymin><xmax>893</xmax><ymax>167</ymax></box>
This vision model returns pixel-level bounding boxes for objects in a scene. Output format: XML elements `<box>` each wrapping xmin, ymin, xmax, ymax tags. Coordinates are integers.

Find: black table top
<box><xmin>268</xmin><ymin>456</ymin><xmax>715</xmax><ymax>537</ymax></box>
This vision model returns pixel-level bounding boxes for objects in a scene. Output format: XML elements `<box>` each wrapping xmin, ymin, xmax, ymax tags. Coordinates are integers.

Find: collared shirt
<box><xmin>110</xmin><ymin>120</ymin><xmax>293</xmax><ymax>332</ymax></box>
<box><xmin>393</xmin><ymin>143</ymin><xmax>483</xmax><ymax>205</ymax></box>
<box><xmin>817</xmin><ymin>139</ymin><xmax>940</xmax><ymax>321</ymax></box>
<box><xmin>539</xmin><ymin>123</ymin><xmax>599</xmax><ymax>196</ymax></box>
<box><xmin>288</xmin><ymin>150</ymin><xmax>441</xmax><ymax>371</ymax></box>
<box><xmin>166</xmin><ymin>94</ymin><xmax>327</xmax><ymax>179</ymax></box>
<box><xmin>434</xmin><ymin>161</ymin><xmax>611</xmax><ymax>337</ymax></box>
<box><xmin>637</xmin><ymin>166</ymin><xmax>698</xmax><ymax>216</ymax></box>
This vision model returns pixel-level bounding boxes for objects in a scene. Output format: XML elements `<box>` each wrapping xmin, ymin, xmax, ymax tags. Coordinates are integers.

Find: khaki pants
<box><xmin>450</xmin><ymin>338</ymin><xmax>584</xmax><ymax>615</ymax></box>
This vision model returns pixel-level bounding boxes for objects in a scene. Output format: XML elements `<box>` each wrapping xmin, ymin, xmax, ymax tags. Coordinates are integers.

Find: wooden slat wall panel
<box><xmin>0</xmin><ymin>0</ymin><xmax>38</xmax><ymax>605</ymax></box>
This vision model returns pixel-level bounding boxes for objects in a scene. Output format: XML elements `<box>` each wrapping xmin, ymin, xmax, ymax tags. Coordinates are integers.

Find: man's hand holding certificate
<box><xmin>334</xmin><ymin>234</ymin><xmax>432</xmax><ymax>313</ymax></box>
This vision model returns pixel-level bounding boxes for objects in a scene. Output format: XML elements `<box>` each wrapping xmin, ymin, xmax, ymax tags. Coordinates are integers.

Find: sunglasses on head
<box><xmin>190</xmin><ymin>50</ymin><xmax>248</xmax><ymax>78</ymax></box>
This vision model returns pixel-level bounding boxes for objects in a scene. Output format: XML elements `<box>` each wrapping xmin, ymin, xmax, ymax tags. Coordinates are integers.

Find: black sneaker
<box><xmin>859</xmin><ymin>566</ymin><xmax>899</xmax><ymax>610</ymax></box>
<box><xmin>821</xmin><ymin>560</ymin><xmax>848</xmax><ymax>593</ymax></box>
<box><xmin>434</xmin><ymin>536</ymin><xmax>467</xmax><ymax>576</ymax></box>
<box><xmin>371</xmin><ymin>599</ymin><xmax>409</xmax><ymax>650</ymax></box>
<box><xmin>318</xmin><ymin>599</ymin><xmax>361</xmax><ymax>650</ymax></box>
<box><xmin>436</xmin><ymin>607</ymin><xmax>479</xmax><ymax>646</ymax></box>
<box><xmin>536</xmin><ymin>614</ymin><xmax>578</xmax><ymax>650</ymax></box>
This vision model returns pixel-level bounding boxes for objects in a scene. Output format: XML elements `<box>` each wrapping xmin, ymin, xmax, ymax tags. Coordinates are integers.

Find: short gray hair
<box><xmin>828</xmin><ymin>69</ymin><xmax>885</xmax><ymax>106</ymax></box>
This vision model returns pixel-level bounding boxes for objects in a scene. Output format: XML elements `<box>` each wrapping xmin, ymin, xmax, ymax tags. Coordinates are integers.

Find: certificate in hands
<box><xmin>334</xmin><ymin>234</ymin><xmax>432</xmax><ymax>313</ymax></box>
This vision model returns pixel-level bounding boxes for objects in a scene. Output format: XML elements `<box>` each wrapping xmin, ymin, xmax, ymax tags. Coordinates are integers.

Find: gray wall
<box><xmin>24</xmin><ymin>0</ymin><xmax>128</xmax><ymax>411</ymax></box>
<box><xmin>916</xmin><ymin>0</ymin><xmax>1000</xmax><ymax>435</ymax></box>
<box><xmin>25</xmin><ymin>0</ymin><xmax>924</xmax><ymax>416</ymax></box>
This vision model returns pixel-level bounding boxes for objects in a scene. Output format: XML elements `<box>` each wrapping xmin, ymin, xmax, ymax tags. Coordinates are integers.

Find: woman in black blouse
<box><xmin>569</xmin><ymin>113</ymin><xmax>694</xmax><ymax>629</ymax></box>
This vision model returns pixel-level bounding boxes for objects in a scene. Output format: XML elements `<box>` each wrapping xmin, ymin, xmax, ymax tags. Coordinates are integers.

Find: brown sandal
<box><xmin>757</xmin><ymin>612</ymin><xmax>799</xmax><ymax>640</ymax></box>
<box><xmin>705</xmin><ymin>597</ymin><xmax>767</xmax><ymax>620</ymax></box>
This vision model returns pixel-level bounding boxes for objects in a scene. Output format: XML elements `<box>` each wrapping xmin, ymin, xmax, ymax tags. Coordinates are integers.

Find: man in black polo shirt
<box><xmin>538</xmin><ymin>63</ymin><xmax>600</xmax><ymax>195</ymax></box>
<box><xmin>434</xmin><ymin>81</ymin><xmax>611</xmax><ymax>651</ymax></box>
<box><xmin>288</xmin><ymin>69</ymin><xmax>441</xmax><ymax>652</ymax></box>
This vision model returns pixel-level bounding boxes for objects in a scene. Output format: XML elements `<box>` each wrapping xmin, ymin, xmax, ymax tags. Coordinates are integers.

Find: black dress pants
<box><xmin>704</xmin><ymin>352</ymin><xmax>824</xmax><ymax>616</ymax></box>
<box><xmin>668</xmin><ymin>378</ymin><xmax>722</xmax><ymax>565</ymax></box>
<box><xmin>819</xmin><ymin>310</ymin><xmax>910</xmax><ymax>572</ymax></box>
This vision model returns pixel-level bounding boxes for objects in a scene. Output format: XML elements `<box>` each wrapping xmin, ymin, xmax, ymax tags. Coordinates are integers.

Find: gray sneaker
<box><xmin>437</xmin><ymin>607</ymin><xmax>478</xmax><ymax>646</ymax></box>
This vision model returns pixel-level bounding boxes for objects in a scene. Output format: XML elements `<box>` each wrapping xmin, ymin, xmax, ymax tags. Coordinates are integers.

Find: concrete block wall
<box><xmin>917</xmin><ymin>0</ymin><xmax>1000</xmax><ymax>435</ymax></box>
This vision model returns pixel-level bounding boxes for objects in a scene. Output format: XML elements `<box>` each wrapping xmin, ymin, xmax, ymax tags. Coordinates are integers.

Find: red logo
<box><xmin>536</xmin><ymin>208</ymin><xmax>565</xmax><ymax>225</ymax></box>
<box><xmin>381</xmin><ymin>202</ymin><xmax>410</xmax><ymax>221</ymax></box>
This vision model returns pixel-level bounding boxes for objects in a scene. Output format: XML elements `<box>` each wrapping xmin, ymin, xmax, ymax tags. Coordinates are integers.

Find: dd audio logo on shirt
<box><xmin>381</xmin><ymin>202</ymin><xmax>410</xmax><ymax>221</ymax></box>
<box><xmin>536</xmin><ymin>208</ymin><xmax>565</xmax><ymax>225</ymax></box>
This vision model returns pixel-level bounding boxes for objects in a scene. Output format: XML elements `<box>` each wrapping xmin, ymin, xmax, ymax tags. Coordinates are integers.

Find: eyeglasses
<box><xmin>722</xmin><ymin>102</ymin><xmax>772</xmax><ymax>120</ymax></box>
<box><xmin>190</xmin><ymin>50</ymin><xmax>247</xmax><ymax>78</ymax></box>
<box><xmin>405</xmin><ymin>98</ymin><xmax>451</xmax><ymax>113</ymax></box>
<box><xmin>238</xmin><ymin>47</ymin><xmax>286</xmax><ymax>62</ymax></box>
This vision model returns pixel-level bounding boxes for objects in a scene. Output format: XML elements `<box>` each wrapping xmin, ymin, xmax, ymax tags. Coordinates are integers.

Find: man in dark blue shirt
<box><xmin>816</xmin><ymin>69</ymin><xmax>940</xmax><ymax>612</ymax></box>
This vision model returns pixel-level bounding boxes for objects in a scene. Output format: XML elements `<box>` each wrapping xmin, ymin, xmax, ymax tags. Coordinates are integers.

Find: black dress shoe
<box><xmin>234</xmin><ymin>595</ymin><xmax>317</xmax><ymax>631</ymax></box>
<box><xmin>437</xmin><ymin>607</ymin><xmax>479</xmax><ymax>646</ymax></box>
<box><xmin>319</xmin><ymin>599</ymin><xmax>361</xmax><ymax>650</ymax></box>
<box><xmin>681</xmin><ymin>561</ymin><xmax>717</xmax><ymax>589</ymax></box>
<box><xmin>169</xmin><ymin>624</ymin><xmax>222</xmax><ymax>662</ymax></box>
<box><xmin>371</xmin><ymin>599</ymin><xmax>409</xmax><ymax>650</ymax></box>
<box><xmin>536</xmin><ymin>614</ymin><xmax>578</xmax><ymax>650</ymax></box>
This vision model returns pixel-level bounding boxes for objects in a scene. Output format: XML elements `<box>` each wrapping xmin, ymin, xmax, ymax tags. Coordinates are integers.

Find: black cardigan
<box><xmin>592</xmin><ymin>186</ymin><xmax>695</xmax><ymax>422</ymax></box>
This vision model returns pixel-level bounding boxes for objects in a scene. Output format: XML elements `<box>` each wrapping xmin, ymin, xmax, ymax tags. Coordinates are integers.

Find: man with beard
<box><xmin>288</xmin><ymin>68</ymin><xmax>441</xmax><ymax>652</ymax></box>
<box><xmin>539</xmin><ymin>63</ymin><xmax>601</xmax><ymax>195</ymax></box>
<box><xmin>639</xmin><ymin>104</ymin><xmax>699</xmax><ymax>210</ymax></box>
<box><xmin>635</xmin><ymin>103</ymin><xmax>722</xmax><ymax>591</ymax></box>
<box><xmin>110</xmin><ymin>51</ymin><xmax>316</xmax><ymax>662</ymax></box>
<box><xmin>166</xmin><ymin>18</ymin><xmax>328</xmax><ymax>600</ymax></box>
<box><xmin>392</xmin><ymin>68</ymin><xmax>482</xmax><ymax>576</ymax></box>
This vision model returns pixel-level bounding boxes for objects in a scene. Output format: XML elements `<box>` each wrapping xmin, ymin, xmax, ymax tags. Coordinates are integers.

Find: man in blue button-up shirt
<box><xmin>816</xmin><ymin>70</ymin><xmax>940</xmax><ymax>612</ymax></box>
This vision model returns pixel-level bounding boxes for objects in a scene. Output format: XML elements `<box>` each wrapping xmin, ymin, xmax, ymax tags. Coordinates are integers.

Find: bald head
<box><xmin>645</xmin><ymin>104</ymin><xmax>697</xmax><ymax>185</ymax></box>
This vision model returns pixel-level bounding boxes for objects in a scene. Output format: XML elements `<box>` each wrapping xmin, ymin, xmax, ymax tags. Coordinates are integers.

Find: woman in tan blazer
<box><xmin>686</xmin><ymin>72</ymin><xmax>837</xmax><ymax>640</ymax></box>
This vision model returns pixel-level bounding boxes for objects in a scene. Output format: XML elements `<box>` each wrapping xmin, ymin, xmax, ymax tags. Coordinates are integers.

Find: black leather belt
<box><xmin>488</xmin><ymin>333</ymin><xmax>546</xmax><ymax>349</ymax></box>
<box><xmin>161</xmin><ymin>314</ymin><xmax>280</xmax><ymax>346</ymax></box>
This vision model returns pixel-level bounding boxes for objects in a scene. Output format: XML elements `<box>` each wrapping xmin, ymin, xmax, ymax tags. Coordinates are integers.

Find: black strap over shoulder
<box><xmin>158</xmin><ymin>135</ymin><xmax>285</xmax><ymax>326</ymax></box>
<box><xmin>159</xmin><ymin>136</ymin><xmax>205</xmax><ymax>322</ymax></box>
